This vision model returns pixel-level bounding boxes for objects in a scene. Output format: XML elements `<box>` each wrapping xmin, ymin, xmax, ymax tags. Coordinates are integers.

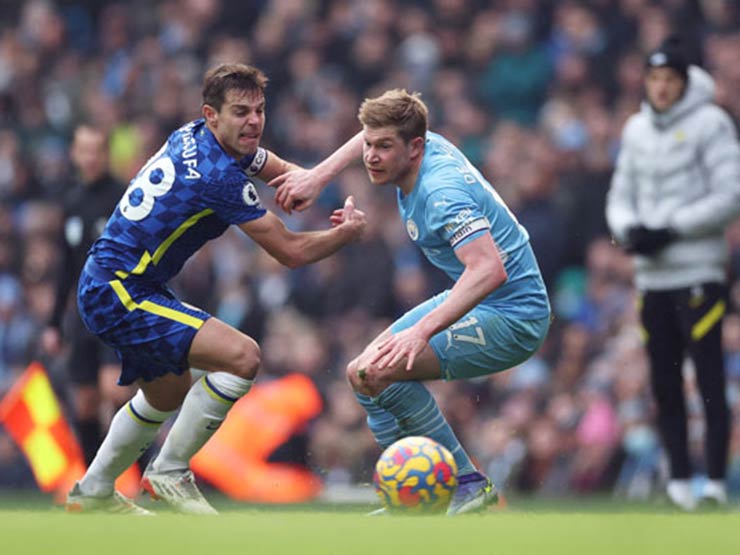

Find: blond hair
<box><xmin>358</xmin><ymin>89</ymin><xmax>428</xmax><ymax>143</ymax></box>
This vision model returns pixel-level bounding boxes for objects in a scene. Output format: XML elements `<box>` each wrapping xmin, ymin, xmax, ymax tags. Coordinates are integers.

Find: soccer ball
<box><xmin>373</xmin><ymin>436</ymin><xmax>458</xmax><ymax>514</ymax></box>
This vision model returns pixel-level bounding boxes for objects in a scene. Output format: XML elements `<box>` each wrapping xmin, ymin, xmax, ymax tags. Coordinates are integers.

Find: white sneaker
<box><xmin>66</xmin><ymin>482</ymin><xmax>154</xmax><ymax>516</ymax></box>
<box><xmin>667</xmin><ymin>479</ymin><xmax>696</xmax><ymax>511</ymax></box>
<box><xmin>700</xmin><ymin>480</ymin><xmax>728</xmax><ymax>507</ymax></box>
<box><xmin>141</xmin><ymin>467</ymin><xmax>218</xmax><ymax>515</ymax></box>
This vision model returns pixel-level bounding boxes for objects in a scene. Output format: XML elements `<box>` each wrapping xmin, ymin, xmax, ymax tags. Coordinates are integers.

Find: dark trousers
<box><xmin>640</xmin><ymin>283</ymin><xmax>729</xmax><ymax>480</ymax></box>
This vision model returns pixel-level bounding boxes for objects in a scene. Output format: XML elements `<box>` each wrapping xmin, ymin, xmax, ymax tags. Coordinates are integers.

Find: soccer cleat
<box><xmin>65</xmin><ymin>482</ymin><xmax>154</xmax><ymax>516</ymax></box>
<box><xmin>141</xmin><ymin>465</ymin><xmax>218</xmax><ymax>515</ymax></box>
<box><xmin>666</xmin><ymin>479</ymin><xmax>696</xmax><ymax>511</ymax></box>
<box><xmin>446</xmin><ymin>471</ymin><xmax>498</xmax><ymax>516</ymax></box>
<box><xmin>366</xmin><ymin>507</ymin><xmax>388</xmax><ymax>516</ymax></box>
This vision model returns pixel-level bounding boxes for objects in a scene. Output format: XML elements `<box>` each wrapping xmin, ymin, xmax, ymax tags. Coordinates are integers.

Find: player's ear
<box><xmin>409</xmin><ymin>136</ymin><xmax>425</xmax><ymax>160</ymax></box>
<box><xmin>202</xmin><ymin>104</ymin><xmax>218</xmax><ymax>126</ymax></box>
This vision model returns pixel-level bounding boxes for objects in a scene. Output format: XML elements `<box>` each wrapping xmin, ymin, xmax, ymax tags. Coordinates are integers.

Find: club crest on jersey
<box><xmin>242</xmin><ymin>181</ymin><xmax>261</xmax><ymax>207</ymax></box>
<box><xmin>406</xmin><ymin>219</ymin><xmax>419</xmax><ymax>241</ymax></box>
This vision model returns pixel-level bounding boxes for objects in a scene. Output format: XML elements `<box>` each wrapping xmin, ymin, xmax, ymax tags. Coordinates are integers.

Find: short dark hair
<box><xmin>202</xmin><ymin>63</ymin><xmax>268</xmax><ymax>112</ymax></box>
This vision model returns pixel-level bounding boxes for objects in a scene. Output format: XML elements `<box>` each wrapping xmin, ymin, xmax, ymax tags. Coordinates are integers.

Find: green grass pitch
<box><xmin>0</xmin><ymin>496</ymin><xmax>737</xmax><ymax>555</ymax></box>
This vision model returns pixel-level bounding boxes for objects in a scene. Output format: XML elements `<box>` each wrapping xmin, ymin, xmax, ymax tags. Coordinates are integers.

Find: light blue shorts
<box><xmin>390</xmin><ymin>291</ymin><xmax>550</xmax><ymax>381</ymax></box>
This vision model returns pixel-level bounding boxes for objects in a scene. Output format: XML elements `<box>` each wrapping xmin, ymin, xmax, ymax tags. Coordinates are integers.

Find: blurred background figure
<box><xmin>606</xmin><ymin>36</ymin><xmax>740</xmax><ymax>510</ymax></box>
<box><xmin>41</xmin><ymin>124</ymin><xmax>129</xmax><ymax>465</ymax></box>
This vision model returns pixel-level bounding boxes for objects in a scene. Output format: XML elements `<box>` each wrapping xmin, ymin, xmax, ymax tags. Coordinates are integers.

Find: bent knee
<box><xmin>346</xmin><ymin>358</ymin><xmax>388</xmax><ymax>396</ymax></box>
<box><xmin>226</xmin><ymin>337</ymin><xmax>261</xmax><ymax>380</ymax></box>
<box><xmin>346</xmin><ymin>358</ymin><xmax>361</xmax><ymax>390</ymax></box>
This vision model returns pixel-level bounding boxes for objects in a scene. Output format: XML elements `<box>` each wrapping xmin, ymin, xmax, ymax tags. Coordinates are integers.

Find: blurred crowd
<box><xmin>1</xmin><ymin>0</ymin><xmax>740</xmax><ymax>501</ymax></box>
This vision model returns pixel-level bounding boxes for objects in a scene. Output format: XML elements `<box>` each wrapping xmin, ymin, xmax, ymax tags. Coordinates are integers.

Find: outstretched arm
<box><xmin>372</xmin><ymin>233</ymin><xmax>507</xmax><ymax>370</ymax></box>
<box><xmin>268</xmin><ymin>131</ymin><xmax>364</xmax><ymax>214</ymax></box>
<box><xmin>238</xmin><ymin>196</ymin><xmax>366</xmax><ymax>268</ymax></box>
<box><xmin>255</xmin><ymin>150</ymin><xmax>303</xmax><ymax>183</ymax></box>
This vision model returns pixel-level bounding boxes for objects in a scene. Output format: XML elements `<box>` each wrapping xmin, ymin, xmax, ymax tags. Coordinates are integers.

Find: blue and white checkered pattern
<box><xmin>90</xmin><ymin>118</ymin><xmax>266</xmax><ymax>283</ymax></box>
<box><xmin>77</xmin><ymin>270</ymin><xmax>211</xmax><ymax>384</ymax></box>
<box><xmin>77</xmin><ymin>118</ymin><xmax>267</xmax><ymax>383</ymax></box>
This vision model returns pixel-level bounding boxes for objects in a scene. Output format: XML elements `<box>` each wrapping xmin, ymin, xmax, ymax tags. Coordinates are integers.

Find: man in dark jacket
<box><xmin>42</xmin><ymin>125</ymin><xmax>128</xmax><ymax>464</ymax></box>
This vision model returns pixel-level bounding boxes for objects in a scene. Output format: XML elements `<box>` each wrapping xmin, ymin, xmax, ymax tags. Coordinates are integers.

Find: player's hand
<box><xmin>41</xmin><ymin>327</ymin><xmax>63</xmax><ymax>355</ymax></box>
<box><xmin>370</xmin><ymin>327</ymin><xmax>429</xmax><ymax>371</ymax></box>
<box><xmin>330</xmin><ymin>196</ymin><xmax>366</xmax><ymax>240</ymax></box>
<box><xmin>268</xmin><ymin>169</ymin><xmax>325</xmax><ymax>214</ymax></box>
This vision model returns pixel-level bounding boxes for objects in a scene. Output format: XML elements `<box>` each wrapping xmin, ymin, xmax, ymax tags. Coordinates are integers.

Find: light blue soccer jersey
<box><xmin>397</xmin><ymin>131</ymin><xmax>549</xmax><ymax>320</ymax></box>
<box><xmin>89</xmin><ymin>118</ymin><xmax>267</xmax><ymax>283</ymax></box>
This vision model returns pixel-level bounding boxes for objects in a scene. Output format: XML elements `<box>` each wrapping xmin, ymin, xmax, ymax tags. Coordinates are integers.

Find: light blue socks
<box><xmin>355</xmin><ymin>392</ymin><xmax>402</xmax><ymax>449</ymax></box>
<box><xmin>355</xmin><ymin>381</ymin><xmax>475</xmax><ymax>475</ymax></box>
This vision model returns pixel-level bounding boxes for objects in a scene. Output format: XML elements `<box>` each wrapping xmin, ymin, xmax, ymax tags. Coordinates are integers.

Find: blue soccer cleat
<box><xmin>446</xmin><ymin>471</ymin><xmax>498</xmax><ymax>516</ymax></box>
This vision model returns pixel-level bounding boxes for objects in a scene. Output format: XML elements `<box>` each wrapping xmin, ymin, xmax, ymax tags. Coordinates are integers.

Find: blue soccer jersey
<box><xmin>78</xmin><ymin>118</ymin><xmax>269</xmax><ymax>384</ymax></box>
<box><xmin>397</xmin><ymin>132</ymin><xmax>549</xmax><ymax>320</ymax></box>
<box><xmin>90</xmin><ymin>118</ymin><xmax>267</xmax><ymax>283</ymax></box>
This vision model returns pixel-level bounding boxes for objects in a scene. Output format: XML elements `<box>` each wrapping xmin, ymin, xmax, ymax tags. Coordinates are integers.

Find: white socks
<box><xmin>151</xmin><ymin>372</ymin><xmax>252</xmax><ymax>473</ymax></box>
<box><xmin>77</xmin><ymin>373</ymin><xmax>253</xmax><ymax>494</ymax></box>
<box><xmin>79</xmin><ymin>389</ymin><xmax>175</xmax><ymax>497</ymax></box>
